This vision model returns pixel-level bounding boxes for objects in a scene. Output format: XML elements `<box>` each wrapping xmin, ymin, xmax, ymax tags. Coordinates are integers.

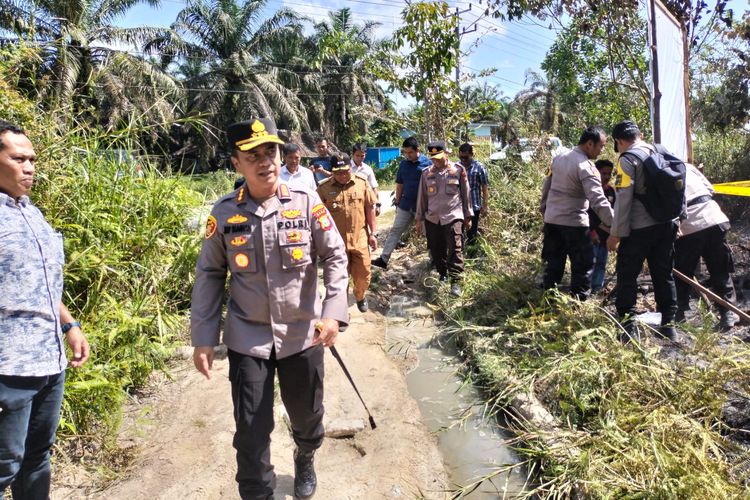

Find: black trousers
<box><xmin>466</xmin><ymin>212</ymin><xmax>481</xmax><ymax>245</ymax></box>
<box><xmin>228</xmin><ymin>345</ymin><xmax>324</xmax><ymax>499</ymax></box>
<box><xmin>425</xmin><ymin>219</ymin><xmax>465</xmax><ymax>280</ymax></box>
<box><xmin>674</xmin><ymin>224</ymin><xmax>736</xmax><ymax>312</ymax></box>
<box><xmin>541</xmin><ymin>223</ymin><xmax>593</xmax><ymax>300</ymax></box>
<box><xmin>615</xmin><ymin>222</ymin><xmax>678</xmax><ymax>325</ymax></box>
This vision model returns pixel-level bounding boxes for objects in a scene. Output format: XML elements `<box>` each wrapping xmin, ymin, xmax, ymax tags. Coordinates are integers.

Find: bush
<box><xmin>375</xmin><ymin>156</ymin><xmax>401</xmax><ymax>185</ymax></box>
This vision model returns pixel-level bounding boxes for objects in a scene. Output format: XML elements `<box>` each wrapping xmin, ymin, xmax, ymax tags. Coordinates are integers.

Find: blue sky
<box><xmin>119</xmin><ymin>0</ymin><xmax>748</xmax><ymax>109</ymax></box>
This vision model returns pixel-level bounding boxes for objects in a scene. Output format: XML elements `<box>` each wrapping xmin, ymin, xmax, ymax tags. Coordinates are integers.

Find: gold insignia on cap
<box><xmin>431</xmin><ymin>148</ymin><xmax>438</xmax><ymax>153</ymax></box>
<box><xmin>251</xmin><ymin>120</ymin><xmax>265</xmax><ymax>133</ymax></box>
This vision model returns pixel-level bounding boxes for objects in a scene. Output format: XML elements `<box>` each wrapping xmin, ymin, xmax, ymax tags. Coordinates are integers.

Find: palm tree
<box><xmin>307</xmin><ymin>8</ymin><xmax>385</xmax><ymax>145</ymax></box>
<box><xmin>0</xmin><ymin>0</ymin><xmax>180</xmax><ymax>129</ymax></box>
<box><xmin>146</xmin><ymin>0</ymin><xmax>307</xmax><ymax>143</ymax></box>
<box><xmin>515</xmin><ymin>69</ymin><xmax>560</xmax><ymax>133</ymax></box>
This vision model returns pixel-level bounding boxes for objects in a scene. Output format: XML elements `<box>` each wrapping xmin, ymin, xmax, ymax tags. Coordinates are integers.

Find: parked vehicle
<box><xmin>489</xmin><ymin>137</ymin><xmax>569</xmax><ymax>163</ymax></box>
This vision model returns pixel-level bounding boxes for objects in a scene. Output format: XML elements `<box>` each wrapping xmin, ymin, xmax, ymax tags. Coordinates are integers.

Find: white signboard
<box><xmin>648</xmin><ymin>0</ymin><xmax>689</xmax><ymax>161</ymax></box>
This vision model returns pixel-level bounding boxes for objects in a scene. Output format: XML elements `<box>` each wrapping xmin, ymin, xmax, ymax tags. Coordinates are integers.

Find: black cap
<box><xmin>426</xmin><ymin>141</ymin><xmax>447</xmax><ymax>159</ymax></box>
<box><xmin>611</xmin><ymin>120</ymin><xmax>641</xmax><ymax>140</ymax></box>
<box><xmin>227</xmin><ymin>117</ymin><xmax>285</xmax><ymax>152</ymax></box>
<box><xmin>331</xmin><ymin>156</ymin><xmax>350</xmax><ymax>172</ymax></box>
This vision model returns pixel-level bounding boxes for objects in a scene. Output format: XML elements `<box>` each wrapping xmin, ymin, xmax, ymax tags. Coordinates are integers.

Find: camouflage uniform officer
<box><xmin>317</xmin><ymin>154</ymin><xmax>378</xmax><ymax>313</ymax></box>
<box><xmin>415</xmin><ymin>141</ymin><xmax>473</xmax><ymax>297</ymax></box>
<box><xmin>190</xmin><ymin>117</ymin><xmax>349</xmax><ymax>500</ymax></box>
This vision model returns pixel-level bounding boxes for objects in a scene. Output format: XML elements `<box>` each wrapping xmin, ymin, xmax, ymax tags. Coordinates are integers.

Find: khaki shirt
<box><xmin>190</xmin><ymin>183</ymin><xmax>349</xmax><ymax>359</ymax></box>
<box><xmin>415</xmin><ymin>163</ymin><xmax>473</xmax><ymax>225</ymax></box>
<box><xmin>680</xmin><ymin>163</ymin><xmax>728</xmax><ymax>236</ymax></box>
<box><xmin>540</xmin><ymin>146</ymin><xmax>613</xmax><ymax>228</ymax></box>
<box><xmin>317</xmin><ymin>174</ymin><xmax>376</xmax><ymax>250</ymax></box>
<box><xmin>610</xmin><ymin>142</ymin><xmax>660</xmax><ymax>237</ymax></box>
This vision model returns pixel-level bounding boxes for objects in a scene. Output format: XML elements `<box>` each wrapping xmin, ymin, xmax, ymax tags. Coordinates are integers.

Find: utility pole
<box><xmin>454</xmin><ymin>5</ymin><xmax>476</xmax><ymax>142</ymax></box>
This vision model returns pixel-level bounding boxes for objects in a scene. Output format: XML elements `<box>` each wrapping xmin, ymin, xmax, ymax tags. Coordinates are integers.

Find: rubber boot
<box><xmin>293</xmin><ymin>449</ymin><xmax>317</xmax><ymax>499</ymax></box>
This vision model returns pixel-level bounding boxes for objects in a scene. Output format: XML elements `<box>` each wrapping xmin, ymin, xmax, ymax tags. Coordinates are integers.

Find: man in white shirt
<box><xmin>351</xmin><ymin>143</ymin><xmax>381</xmax><ymax>215</ymax></box>
<box><xmin>280</xmin><ymin>143</ymin><xmax>316</xmax><ymax>191</ymax></box>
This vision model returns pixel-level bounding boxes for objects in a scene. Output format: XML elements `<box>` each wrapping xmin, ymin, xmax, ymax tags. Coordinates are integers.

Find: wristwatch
<box><xmin>61</xmin><ymin>321</ymin><xmax>81</xmax><ymax>334</ymax></box>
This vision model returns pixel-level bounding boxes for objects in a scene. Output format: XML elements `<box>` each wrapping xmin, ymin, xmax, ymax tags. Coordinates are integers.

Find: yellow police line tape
<box><xmin>713</xmin><ymin>180</ymin><xmax>750</xmax><ymax>197</ymax></box>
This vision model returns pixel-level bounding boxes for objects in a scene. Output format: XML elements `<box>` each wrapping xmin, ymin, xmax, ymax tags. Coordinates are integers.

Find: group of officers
<box><xmin>541</xmin><ymin>120</ymin><xmax>740</xmax><ymax>343</ymax></box>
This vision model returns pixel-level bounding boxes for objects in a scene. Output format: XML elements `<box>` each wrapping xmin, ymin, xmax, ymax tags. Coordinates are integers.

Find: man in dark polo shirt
<box><xmin>371</xmin><ymin>136</ymin><xmax>431</xmax><ymax>269</ymax></box>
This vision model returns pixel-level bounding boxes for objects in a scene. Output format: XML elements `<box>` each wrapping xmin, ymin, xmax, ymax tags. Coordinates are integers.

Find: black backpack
<box><xmin>622</xmin><ymin>144</ymin><xmax>686</xmax><ymax>223</ymax></box>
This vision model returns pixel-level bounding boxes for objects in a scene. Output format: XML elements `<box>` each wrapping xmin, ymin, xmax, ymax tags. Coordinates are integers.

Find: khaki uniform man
<box><xmin>415</xmin><ymin>141</ymin><xmax>473</xmax><ymax>296</ymax></box>
<box><xmin>190</xmin><ymin>117</ymin><xmax>349</xmax><ymax>500</ymax></box>
<box><xmin>317</xmin><ymin>154</ymin><xmax>378</xmax><ymax>313</ymax></box>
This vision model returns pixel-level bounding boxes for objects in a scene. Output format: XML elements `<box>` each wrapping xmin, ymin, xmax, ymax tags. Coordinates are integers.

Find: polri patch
<box><xmin>205</xmin><ymin>215</ymin><xmax>217</xmax><ymax>239</ymax></box>
<box><xmin>312</xmin><ymin>203</ymin><xmax>333</xmax><ymax>231</ymax></box>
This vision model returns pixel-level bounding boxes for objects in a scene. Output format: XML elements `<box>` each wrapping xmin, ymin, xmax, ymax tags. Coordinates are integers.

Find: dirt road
<box><xmin>53</xmin><ymin>300</ymin><xmax>448</xmax><ymax>499</ymax></box>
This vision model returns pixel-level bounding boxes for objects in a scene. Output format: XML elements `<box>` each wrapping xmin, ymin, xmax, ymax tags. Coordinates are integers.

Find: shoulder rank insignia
<box><xmin>236</xmin><ymin>186</ymin><xmax>245</xmax><ymax>203</ymax></box>
<box><xmin>277</xmin><ymin>183</ymin><xmax>291</xmax><ymax>200</ymax></box>
<box><xmin>205</xmin><ymin>215</ymin><xmax>217</xmax><ymax>239</ymax></box>
<box><xmin>227</xmin><ymin>214</ymin><xmax>248</xmax><ymax>224</ymax></box>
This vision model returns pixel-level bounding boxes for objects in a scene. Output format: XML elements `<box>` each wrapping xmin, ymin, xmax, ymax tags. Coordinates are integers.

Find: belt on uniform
<box><xmin>687</xmin><ymin>194</ymin><xmax>712</xmax><ymax>207</ymax></box>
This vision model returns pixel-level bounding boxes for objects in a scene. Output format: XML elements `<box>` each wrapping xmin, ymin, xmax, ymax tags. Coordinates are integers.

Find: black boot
<box><xmin>656</xmin><ymin>325</ymin><xmax>677</xmax><ymax>341</ymax></box>
<box><xmin>293</xmin><ymin>448</ymin><xmax>317</xmax><ymax>499</ymax></box>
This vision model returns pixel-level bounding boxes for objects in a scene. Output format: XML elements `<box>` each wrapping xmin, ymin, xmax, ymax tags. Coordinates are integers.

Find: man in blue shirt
<box><xmin>372</xmin><ymin>136</ymin><xmax>431</xmax><ymax>269</ymax></box>
<box><xmin>0</xmin><ymin>121</ymin><xmax>89</xmax><ymax>499</ymax></box>
<box><xmin>311</xmin><ymin>137</ymin><xmax>332</xmax><ymax>185</ymax></box>
<box><xmin>458</xmin><ymin>143</ymin><xmax>489</xmax><ymax>245</ymax></box>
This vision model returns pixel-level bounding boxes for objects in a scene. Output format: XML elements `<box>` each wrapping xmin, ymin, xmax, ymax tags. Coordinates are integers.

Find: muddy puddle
<box><xmin>386</xmin><ymin>295</ymin><xmax>527</xmax><ymax>498</ymax></box>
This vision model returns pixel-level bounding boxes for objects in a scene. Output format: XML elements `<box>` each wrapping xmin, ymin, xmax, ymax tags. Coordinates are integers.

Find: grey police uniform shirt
<box><xmin>540</xmin><ymin>146</ymin><xmax>613</xmax><ymax>228</ymax></box>
<box><xmin>610</xmin><ymin>142</ymin><xmax>661</xmax><ymax>238</ymax></box>
<box><xmin>190</xmin><ymin>183</ymin><xmax>349</xmax><ymax>360</ymax></box>
<box><xmin>680</xmin><ymin>163</ymin><xmax>728</xmax><ymax>236</ymax></box>
<box><xmin>0</xmin><ymin>193</ymin><xmax>66</xmax><ymax>376</ymax></box>
<box><xmin>415</xmin><ymin>163</ymin><xmax>473</xmax><ymax>225</ymax></box>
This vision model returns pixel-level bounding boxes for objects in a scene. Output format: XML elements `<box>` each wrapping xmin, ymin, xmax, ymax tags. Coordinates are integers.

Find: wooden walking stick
<box><xmin>672</xmin><ymin>268</ymin><xmax>750</xmax><ymax>324</ymax></box>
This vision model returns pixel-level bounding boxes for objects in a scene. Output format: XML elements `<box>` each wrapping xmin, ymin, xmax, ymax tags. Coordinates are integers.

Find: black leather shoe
<box><xmin>675</xmin><ymin>308</ymin><xmax>686</xmax><ymax>323</ymax></box>
<box><xmin>357</xmin><ymin>298</ymin><xmax>369</xmax><ymax>313</ymax></box>
<box><xmin>371</xmin><ymin>257</ymin><xmax>388</xmax><ymax>269</ymax></box>
<box><xmin>294</xmin><ymin>449</ymin><xmax>317</xmax><ymax>499</ymax></box>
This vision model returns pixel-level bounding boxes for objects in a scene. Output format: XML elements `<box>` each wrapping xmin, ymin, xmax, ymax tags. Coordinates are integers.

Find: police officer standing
<box><xmin>674</xmin><ymin>163</ymin><xmax>739</xmax><ymax>330</ymax></box>
<box><xmin>317</xmin><ymin>154</ymin><xmax>378</xmax><ymax>312</ymax></box>
<box><xmin>540</xmin><ymin>126</ymin><xmax>613</xmax><ymax>300</ymax></box>
<box><xmin>608</xmin><ymin>120</ymin><xmax>678</xmax><ymax>342</ymax></box>
<box><xmin>190</xmin><ymin>117</ymin><xmax>349</xmax><ymax>499</ymax></box>
<box><xmin>415</xmin><ymin>141</ymin><xmax>473</xmax><ymax>296</ymax></box>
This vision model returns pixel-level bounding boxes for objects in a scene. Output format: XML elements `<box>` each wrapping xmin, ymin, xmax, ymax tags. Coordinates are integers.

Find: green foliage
<box><xmin>374</xmin><ymin>156</ymin><xmax>401</xmax><ymax>185</ymax></box>
<box><xmin>540</xmin><ymin>11</ymin><xmax>650</xmax><ymax>143</ymax></box>
<box><xmin>374</xmin><ymin>1</ymin><xmax>461</xmax><ymax>141</ymax></box>
<box><xmin>31</xmin><ymin>136</ymin><xmax>204</xmax><ymax>439</ymax></box>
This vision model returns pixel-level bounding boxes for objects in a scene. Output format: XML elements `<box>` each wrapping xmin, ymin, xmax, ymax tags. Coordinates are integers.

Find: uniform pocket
<box><xmin>426</xmin><ymin>180</ymin><xmax>438</xmax><ymax>196</ymax></box>
<box><xmin>446</xmin><ymin>178</ymin><xmax>460</xmax><ymax>195</ymax></box>
<box><xmin>279</xmin><ymin>229</ymin><xmax>312</xmax><ymax>269</ymax></box>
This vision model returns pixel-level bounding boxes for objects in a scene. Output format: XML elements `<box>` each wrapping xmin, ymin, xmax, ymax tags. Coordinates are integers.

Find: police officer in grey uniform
<box><xmin>608</xmin><ymin>120</ymin><xmax>678</xmax><ymax>342</ymax></box>
<box><xmin>190</xmin><ymin>117</ymin><xmax>349</xmax><ymax>500</ymax></box>
<box><xmin>674</xmin><ymin>163</ymin><xmax>739</xmax><ymax>330</ymax></box>
<box><xmin>540</xmin><ymin>126</ymin><xmax>613</xmax><ymax>300</ymax></box>
<box><xmin>415</xmin><ymin>141</ymin><xmax>473</xmax><ymax>296</ymax></box>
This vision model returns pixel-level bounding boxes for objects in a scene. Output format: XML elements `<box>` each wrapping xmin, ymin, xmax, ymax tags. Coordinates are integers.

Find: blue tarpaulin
<box><xmin>365</xmin><ymin>147</ymin><xmax>400</xmax><ymax>170</ymax></box>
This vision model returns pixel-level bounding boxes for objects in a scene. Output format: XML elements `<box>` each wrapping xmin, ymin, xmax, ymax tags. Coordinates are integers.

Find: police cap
<box><xmin>426</xmin><ymin>141</ymin><xmax>447</xmax><ymax>159</ymax></box>
<box><xmin>227</xmin><ymin>117</ymin><xmax>285</xmax><ymax>152</ymax></box>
